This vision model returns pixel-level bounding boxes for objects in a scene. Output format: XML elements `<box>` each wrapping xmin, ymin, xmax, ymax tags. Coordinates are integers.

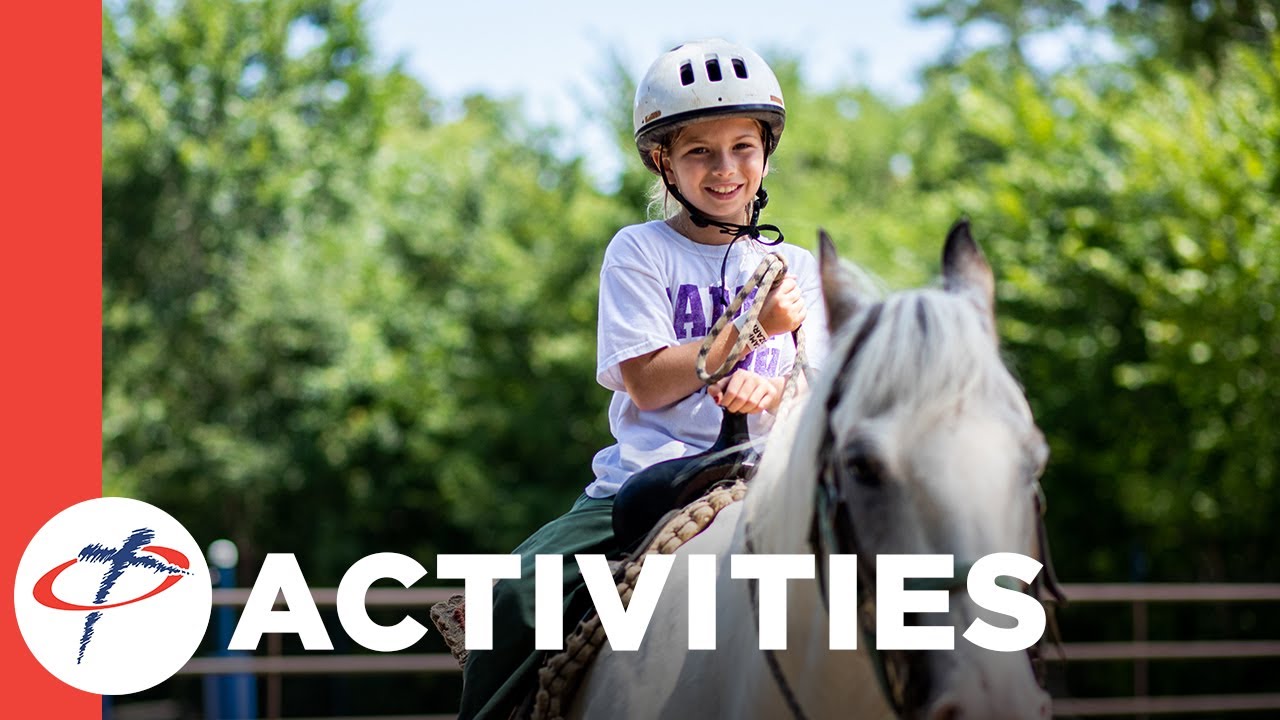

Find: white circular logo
<box><xmin>13</xmin><ymin>497</ymin><xmax>213</xmax><ymax>695</ymax></box>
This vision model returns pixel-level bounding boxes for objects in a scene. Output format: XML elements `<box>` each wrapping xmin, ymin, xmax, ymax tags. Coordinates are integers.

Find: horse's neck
<box><xmin>741</xmin><ymin>401</ymin><xmax>822</xmax><ymax>556</ymax></box>
<box><xmin>709</xmin><ymin>507</ymin><xmax>895</xmax><ymax>719</ymax></box>
<box><xmin>719</xmin><ymin>408</ymin><xmax>897</xmax><ymax>718</ymax></box>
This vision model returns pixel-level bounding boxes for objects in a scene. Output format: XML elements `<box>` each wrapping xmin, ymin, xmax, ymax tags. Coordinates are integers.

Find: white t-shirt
<box><xmin>587</xmin><ymin>220</ymin><xmax>828</xmax><ymax>498</ymax></box>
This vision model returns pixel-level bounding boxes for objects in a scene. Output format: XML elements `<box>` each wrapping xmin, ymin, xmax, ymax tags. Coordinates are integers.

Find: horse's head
<box><xmin>810</xmin><ymin>220</ymin><xmax>1057</xmax><ymax>719</ymax></box>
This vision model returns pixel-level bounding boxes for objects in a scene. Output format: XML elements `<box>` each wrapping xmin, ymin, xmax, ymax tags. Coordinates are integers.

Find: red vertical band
<box><xmin>0</xmin><ymin>3</ymin><xmax>104</xmax><ymax>716</ymax></box>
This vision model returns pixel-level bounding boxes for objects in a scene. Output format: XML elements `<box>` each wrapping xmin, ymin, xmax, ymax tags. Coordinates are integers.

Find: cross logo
<box><xmin>32</xmin><ymin>527</ymin><xmax>194</xmax><ymax>664</ymax></box>
<box><xmin>15</xmin><ymin>498</ymin><xmax>212</xmax><ymax>695</ymax></box>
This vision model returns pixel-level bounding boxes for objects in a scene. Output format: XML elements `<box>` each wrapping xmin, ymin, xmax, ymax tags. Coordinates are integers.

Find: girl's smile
<box><xmin>706</xmin><ymin>183</ymin><xmax>744</xmax><ymax>200</ymax></box>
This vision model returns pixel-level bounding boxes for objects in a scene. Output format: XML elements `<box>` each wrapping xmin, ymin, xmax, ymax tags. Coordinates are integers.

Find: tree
<box><xmin>914</xmin><ymin>0</ymin><xmax>1083</xmax><ymax>69</ymax></box>
<box><xmin>1106</xmin><ymin>0</ymin><xmax>1280</xmax><ymax>72</ymax></box>
<box><xmin>896</xmin><ymin>44</ymin><xmax>1280</xmax><ymax>585</ymax></box>
<box><xmin>914</xmin><ymin>0</ymin><xmax>1280</xmax><ymax>76</ymax></box>
<box><xmin>103</xmin><ymin>0</ymin><xmax>630</xmax><ymax>586</ymax></box>
<box><xmin>104</xmin><ymin>0</ymin><xmax>389</xmax><ymax>574</ymax></box>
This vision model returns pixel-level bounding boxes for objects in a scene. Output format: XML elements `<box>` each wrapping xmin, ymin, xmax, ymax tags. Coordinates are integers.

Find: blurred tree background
<box><xmin>103</xmin><ymin>0</ymin><xmax>1278</xmax><ymax>716</ymax></box>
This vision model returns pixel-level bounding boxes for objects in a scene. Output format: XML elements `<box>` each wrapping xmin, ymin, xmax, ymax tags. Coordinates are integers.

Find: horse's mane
<box><xmin>743</xmin><ymin>266</ymin><xmax>1032</xmax><ymax>555</ymax></box>
<box><xmin>838</xmin><ymin>287</ymin><xmax>1025</xmax><ymax>419</ymax></box>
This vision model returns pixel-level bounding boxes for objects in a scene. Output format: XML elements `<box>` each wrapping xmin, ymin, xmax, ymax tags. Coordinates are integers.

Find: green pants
<box><xmin>458</xmin><ymin>493</ymin><xmax>622</xmax><ymax>720</ymax></box>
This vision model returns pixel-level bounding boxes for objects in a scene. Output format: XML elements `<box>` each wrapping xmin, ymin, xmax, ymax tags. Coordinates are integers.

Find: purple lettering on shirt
<box><xmin>673</xmin><ymin>284</ymin><xmax>707</xmax><ymax>339</ymax></box>
<box><xmin>709</xmin><ymin>286</ymin><xmax>729</xmax><ymax>326</ymax></box>
<box><xmin>753</xmin><ymin>346</ymin><xmax>781</xmax><ymax>376</ymax></box>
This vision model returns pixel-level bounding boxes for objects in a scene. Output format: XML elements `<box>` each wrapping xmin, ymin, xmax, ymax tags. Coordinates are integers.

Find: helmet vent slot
<box><xmin>705</xmin><ymin>57</ymin><xmax>723</xmax><ymax>82</ymax></box>
<box><xmin>732</xmin><ymin>58</ymin><xmax>748</xmax><ymax>79</ymax></box>
<box><xmin>679</xmin><ymin>61</ymin><xmax>695</xmax><ymax>86</ymax></box>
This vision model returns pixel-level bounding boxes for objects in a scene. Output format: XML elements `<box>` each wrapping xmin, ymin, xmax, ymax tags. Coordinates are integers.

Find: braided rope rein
<box><xmin>694</xmin><ymin>253</ymin><xmax>810</xmax><ymax>408</ymax></box>
<box><xmin>530</xmin><ymin>480</ymin><xmax>749</xmax><ymax>720</ymax></box>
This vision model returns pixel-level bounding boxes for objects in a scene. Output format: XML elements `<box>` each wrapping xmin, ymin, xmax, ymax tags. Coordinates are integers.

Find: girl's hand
<box><xmin>709</xmin><ymin>370</ymin><xmax>781</xmax><ymax>414</ymax></box>
<box><xmin>757</xmin><ymin>275</ymin><xmax>806</xmax><ymax>337</ymax></box>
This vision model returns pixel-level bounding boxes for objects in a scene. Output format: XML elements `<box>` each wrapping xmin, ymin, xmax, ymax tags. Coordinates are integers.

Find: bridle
<box><xmin>747</xmin><ymin>302</ymin><xmax>1066</xmax><ymax>720</ymax></box>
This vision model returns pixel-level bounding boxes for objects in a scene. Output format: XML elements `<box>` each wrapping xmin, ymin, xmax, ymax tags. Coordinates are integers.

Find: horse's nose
<box><xmin>927</xmin><ymin>698</ymin><xmax>960</xmax><ymax>720</ymax></box>
<box><xmin>927</xmin><ymin>687</ymin><xmax>1051</xmax><ymax>720</ymax></box>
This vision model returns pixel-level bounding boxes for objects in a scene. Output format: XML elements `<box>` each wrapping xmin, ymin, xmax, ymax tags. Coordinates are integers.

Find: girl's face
<box><xmin>653</xmin><ymin>117</ymin><xmax>768</xmax><ymax>225</ymax></box>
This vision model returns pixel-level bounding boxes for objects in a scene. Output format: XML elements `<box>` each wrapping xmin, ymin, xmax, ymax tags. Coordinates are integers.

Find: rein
<box><xmin>695</xmin><ymin>252</ymin><xmax>810</xmax><ymax>402</ymax></box>
<box><xmin>743</xmin><ymin>529</ymin><xmax>815</xmax><ymax>720</ymax></box>
<box><xmin>694</xmin><ymin>250</ymin><xmax>812</xmax><ymax>717</ymax></box>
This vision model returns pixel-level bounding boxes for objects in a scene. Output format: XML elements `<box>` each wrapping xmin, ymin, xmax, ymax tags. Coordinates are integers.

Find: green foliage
<box><xmin>914</xmin><ymin>0</ymin><xmax>1280</xmax><ymax>77</ymax></box>
<box><xmin>914</xmin><ymin>0</ymin><xmax>1083</xmax><ymax>68</ymax></box>
<box><xmin>1105</xmin><ymin>0</ymin><xmax>1280</xmax><ymax>73</ymax></box>
<box><xmin>103</xmin><ymin>0</ymin><xmax>628</xmax><ymax>584</ymax></box>
<box><xmin>890</xmin><ymin>45</ymin><xmax>1280</xmax><ymax>582</ymax></box>
<box><xmin>100</xmin><ymin>0</ymin><xmax>1280</xmax><ymax>663</ymax></box>
<box><xmin>104</xmin><ymin>0</ymin><xmax>391</xmax><ymax>576</ymax></box>
<box><xmin>104</xmin><ymin>0</ymin><xmax>1279</xmax><ymax>584</ymax></box>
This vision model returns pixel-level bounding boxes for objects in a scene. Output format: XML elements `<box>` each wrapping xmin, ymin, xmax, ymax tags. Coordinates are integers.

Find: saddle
<box><xmin>530</xmin><ymin>478</ymin><xmax>749</xmax><ymax>720</ymax></box>
<box><xmin>430</xmin><ymin>412</ymin><xmax>756</xmax><ymax>719</ymax></box>
<box><xmin>611</xmin><ymin>410</ymin><xmax>756</xmax><ymax>555</ymax></box>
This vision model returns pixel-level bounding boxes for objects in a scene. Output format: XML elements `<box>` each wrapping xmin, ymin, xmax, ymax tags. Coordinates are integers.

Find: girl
<box><xmin>458</xmin><ymin>39</ymin><xmax>827</xmax><ymax>719</ymax></box>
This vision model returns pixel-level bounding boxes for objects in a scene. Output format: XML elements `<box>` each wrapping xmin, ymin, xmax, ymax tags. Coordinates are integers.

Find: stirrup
<box><xmin>429</xmin><ymin>594</ymin><xmax>468</xmax><ymax>669</ymax></box>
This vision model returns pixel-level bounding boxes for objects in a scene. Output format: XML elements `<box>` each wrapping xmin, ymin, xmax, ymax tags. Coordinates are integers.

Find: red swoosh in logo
<box><xmin>32</xmin><ymin>545</ymin><xmax>190</xmax><ymax>611</ymax></box>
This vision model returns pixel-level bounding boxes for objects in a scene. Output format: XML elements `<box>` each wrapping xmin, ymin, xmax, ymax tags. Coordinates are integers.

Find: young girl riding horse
<box><xmin>458</xmin><ymin>39</ymin><xmax>828</xmax><ymax>719</ymax></box>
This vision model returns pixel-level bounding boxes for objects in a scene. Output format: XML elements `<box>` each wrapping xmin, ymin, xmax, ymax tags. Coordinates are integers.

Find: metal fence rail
<box><xmin>140</xmin><ymin>583</ymin><xmax>1279</xmax><ymax>719</ymax></box>
<box><xmin>1052</xmin><ymin>695</ymin><xmax>1280</xmax><ymax>717</ymax></box>
<box><xmin>1049</xmin><ymin>583</ymin><xmax>1279</xmax><ymax>717</ymax></box>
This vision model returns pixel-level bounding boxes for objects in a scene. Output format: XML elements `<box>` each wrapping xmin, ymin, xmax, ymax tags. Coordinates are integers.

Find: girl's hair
<box><xmin>646</xmin><ymin>177</ymin><xmax>681</xmax><ymax>220</ymax></box>
<box><xmin>645</xmin><ymin>127</ymin><xmax>684</xmax><ymax>220</ymax></box>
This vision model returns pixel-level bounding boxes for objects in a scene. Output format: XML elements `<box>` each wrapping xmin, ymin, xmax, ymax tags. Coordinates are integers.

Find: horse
<box><xmin>567</xmin><ymin>220</ymin><xmax>1060</xmax><ymax>720</ymax></box>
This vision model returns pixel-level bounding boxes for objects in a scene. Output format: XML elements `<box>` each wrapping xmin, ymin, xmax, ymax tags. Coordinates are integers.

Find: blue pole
<box><xmin>206</xmin><ymin>540</ymin><xmax>258</xmax><ymax>720</ymax></box>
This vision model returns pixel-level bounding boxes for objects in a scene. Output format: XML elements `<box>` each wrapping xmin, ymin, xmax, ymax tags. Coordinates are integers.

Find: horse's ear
<box><xmin>942</xmin><ymin>219</ymin><xmax>995</xmax><ymax>318</ymax></box>
<box><xmin>819</xmin><ymin>229</ymin><xmax>861</xmax><ymax>332</ymax></box>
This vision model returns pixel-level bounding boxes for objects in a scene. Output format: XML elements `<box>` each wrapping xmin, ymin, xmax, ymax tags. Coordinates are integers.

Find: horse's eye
<box><xmin>843</xmin><ymin>451</ymin><xmax>883</xmax><ymax>489</ymax></box>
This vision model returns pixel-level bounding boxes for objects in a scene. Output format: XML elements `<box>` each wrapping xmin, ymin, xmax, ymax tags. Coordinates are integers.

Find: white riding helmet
<box><xmin>634</xmin><ymin>39</ymin><xmax>786</xmax><ymax>175</ymax></box>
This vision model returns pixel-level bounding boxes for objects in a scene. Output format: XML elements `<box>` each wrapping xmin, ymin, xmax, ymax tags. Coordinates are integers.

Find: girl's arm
<box><xmin>619</xmin><ymin>327</ymin><xmax>741</xmax><ymax>411</ymax></box>
<box><xmin>620</xmin><ymin>275</ymin><xmax>806</xmax><ymax>411</ymax></box>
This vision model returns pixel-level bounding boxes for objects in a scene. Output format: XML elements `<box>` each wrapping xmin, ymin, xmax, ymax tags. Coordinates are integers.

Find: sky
<box><xmin>362</xmin><ymin>0</ymin><xmax>955</xmax><ymax>183</ymax></box>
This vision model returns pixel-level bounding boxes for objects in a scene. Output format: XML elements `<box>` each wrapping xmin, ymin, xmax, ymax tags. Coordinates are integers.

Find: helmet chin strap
<box><xmin>660</xmin><ymin>171</ymin><xmax>786</xmax><ymax>304</ymax></box>
<box><xmin>661</xmin><ymin>178</ymin><xmax>784</xmax><ymax>245</ymax></box>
